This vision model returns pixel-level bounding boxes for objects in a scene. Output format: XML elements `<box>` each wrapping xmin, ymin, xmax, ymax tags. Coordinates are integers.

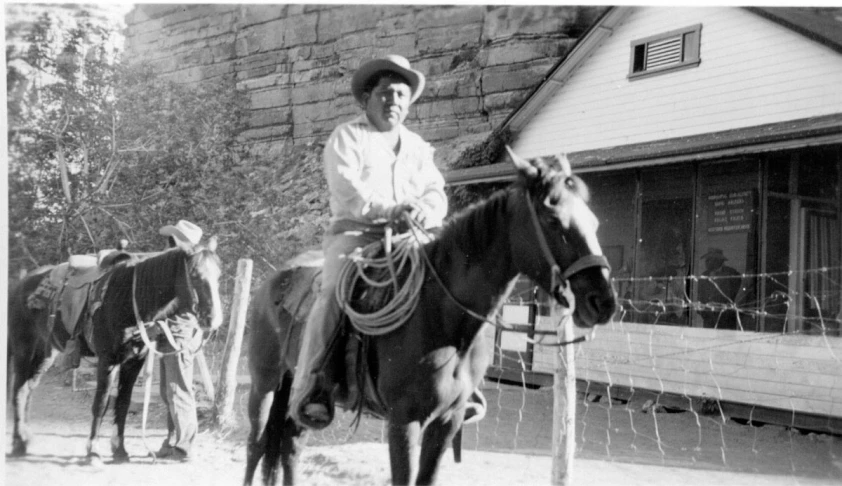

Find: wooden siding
<box><xmin>512</xmin><ymin>7</ymin><xmax>842</xmax><ymax>160</ymax></box>
<box><xmin>530</xmin><ymin>321</ymin><xmax>842</xmax><ymax>418</ymax></box>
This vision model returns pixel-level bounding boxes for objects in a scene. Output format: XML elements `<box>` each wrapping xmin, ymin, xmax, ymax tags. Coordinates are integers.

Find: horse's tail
<box><xmin>7</xmin><ymin>278</ymin><xmax>24</xmax><ymax>403</ymax></box>
<box><xmin>261</xmin><ymin>371</ymin><xmax>294</xmax><ymax>484</ymax></box>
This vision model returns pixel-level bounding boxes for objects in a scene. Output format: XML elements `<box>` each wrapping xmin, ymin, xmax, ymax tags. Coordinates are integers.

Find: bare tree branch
<box><xmin>56</xmin><ymin>136</ymin><xmax>73</xmax><ymax>204</ymax></box>
<box><xmin>14</xmin><ymin>233</ymin><xmax>41</xmax><ymax>267</ymax></box>
<box><xmin>96</xmin><ymin>206</ymin><xmax>133</xmax><ymax>242</ymax></box>
<box><xmin>75</xmin><ymin>209</ymin><xmax>97</xmax><ymax>249</ymax></box>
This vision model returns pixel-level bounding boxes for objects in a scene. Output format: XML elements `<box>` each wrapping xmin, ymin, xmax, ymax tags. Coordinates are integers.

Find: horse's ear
<box><xmin>555</xmin><ymin>153</ymin><xmax>572</xmax><ymax>177</ymax></box>
<box><xmin>506</xmin><ymin>145</ymin><xmax>539</xmax><ymax>179</ymax></box>
<box><xmin>207</xmin><ymin>235</ymin><xmax>218</xmax><ymax>253</ymax></box>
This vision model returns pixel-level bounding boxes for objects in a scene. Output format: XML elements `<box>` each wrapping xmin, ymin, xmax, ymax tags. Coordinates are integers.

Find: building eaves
<box><xmin>444</xmin><ymin>6</ymin><xmax>842</xmax><ymax>186</ymax></box>
<box><xmin>746</xmin><ymin>7</ymin><xmax>842</xmax><ymax>55</ymax></box>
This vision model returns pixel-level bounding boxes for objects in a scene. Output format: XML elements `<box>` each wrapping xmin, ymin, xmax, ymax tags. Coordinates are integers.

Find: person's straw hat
<box><xmin>159</xmin><ymin>220</ymin><xmax>203</xmax><ymax>246</ymax></box>
<box><xmin>351</xmin><ymin>54</ymin><xmax>425</xmax><ymax>104</ymax></box>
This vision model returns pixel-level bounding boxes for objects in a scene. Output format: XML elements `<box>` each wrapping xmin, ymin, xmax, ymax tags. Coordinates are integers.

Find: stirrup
<box><xmin>294</xmin><ymin>375</ymin><xmax>335</xmax><ymax>430</ymax></box>
<box><xmin>464</xmin><ymin>389</ymin><xmax>487</xmax><ymax>425</ymax></box>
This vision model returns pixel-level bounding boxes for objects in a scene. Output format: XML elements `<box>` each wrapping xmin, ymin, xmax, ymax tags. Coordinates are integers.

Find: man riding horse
<box><xmin>290</xmin><ymin>54</ymin><xmax>484</xmax><ymax>429</ymax></box>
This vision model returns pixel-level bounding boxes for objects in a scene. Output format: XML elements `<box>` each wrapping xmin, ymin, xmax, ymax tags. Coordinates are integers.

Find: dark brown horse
<box><xmin>244</xmin><ymin>148</ymin><xmax>617</xmax><ymax>485</ymax></box>
<box><xmin>7</xmin><ymin>238</ymin><xmax>223</xmax><ymax>463</ymax></box>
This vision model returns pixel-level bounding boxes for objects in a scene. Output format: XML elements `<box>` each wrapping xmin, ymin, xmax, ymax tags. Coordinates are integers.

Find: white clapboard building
<box><xmin>447</xmin><ymin>7</ymin><xmax>842</xmax><ymax>433</ymax></box>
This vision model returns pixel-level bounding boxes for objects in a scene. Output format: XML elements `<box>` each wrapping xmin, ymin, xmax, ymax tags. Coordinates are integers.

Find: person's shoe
<box><xmin>171</xmin><ymin>448</ymin><xmax>191</xmax><ymax>463</ymax></box>
<box><xmin>303</xmin><ymin>403</ymin><xmax>331</xmax><ymax>423</ymax></box>
<box><xmin>295</xmin><ymin>394</ymin><xmax>334</xmax><ymax>430</ymax></box>
<box><xmin>293</xmin><ymin>374</ymin><xmax>335</xmax><ymax>430</ymax></box>
<box><xmin>156</xmin><ymin>443</ymin><xmax>174</xmax><ymax>459</ymax></box>
<box><xmin>159</xmin><ymin>446</ymin><xmax>190</xmax><ymax>463</ymax></box>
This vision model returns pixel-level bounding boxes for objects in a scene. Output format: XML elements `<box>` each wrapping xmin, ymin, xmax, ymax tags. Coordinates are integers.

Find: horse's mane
<box><xmin>427</xmin><ymin>186</ymin><xmax>516</xmax><ymax>267</ymax></box>
<box><xmin>132</xmin><ymin>249</ymin><xmax>186</xmax><ymax>318</ymax></box>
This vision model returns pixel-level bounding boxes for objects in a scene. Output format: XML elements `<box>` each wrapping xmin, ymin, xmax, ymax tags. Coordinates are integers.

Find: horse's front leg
<box><xmin>388</xmin><ymin>420</ymin><xmax>421</xmax><ymax>486</ymax></box>
<box><xmin>10</xmin><ymin>345</ymin><xmax>60</xmax><ymax>456</ymax></box>
<box><xmin>87</xmin><ymin>362</ymin><xmax>119</xmax><ymax>465</ymax></box>
<box><xmin>416</xmin><ymin>417</ymin><xmax>461</xmax><ymax>485</ymax></box>
<box><xmin>110</xmin><ymin>357</ymin><xmax>145</xmax><ymax>463</ymax></box>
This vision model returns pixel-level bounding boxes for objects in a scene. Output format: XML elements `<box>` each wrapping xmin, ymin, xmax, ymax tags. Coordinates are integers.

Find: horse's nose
<box><xmin>587</xmin><ymin>290</ymin><xmax>617</xmax><ymax>324</ymax></box>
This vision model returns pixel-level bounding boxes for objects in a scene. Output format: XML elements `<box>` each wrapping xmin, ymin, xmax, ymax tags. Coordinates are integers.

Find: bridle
<box><xmin>519</xmin><ymin>188</ymin><xmax>610</xmax><ymax>345</ymax></box>
<box><xmin>522</xmin><ymin>186</ymin><xmax>610</xmax><ymax>310</ymax></box>
<box><xmin>406</xmin><ymin>185</ymin><xmax>610</xmax><ymax>345</ymax></box>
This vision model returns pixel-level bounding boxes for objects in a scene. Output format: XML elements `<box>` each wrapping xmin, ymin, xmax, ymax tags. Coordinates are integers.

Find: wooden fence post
<box><xmin>551</xmin><ymin>314</ymin><xmax>577</xmax><ymax>485</ymax></box>
<box><xmin>212</xmin><ymin>258</ymin><xmax>253</xmax><ymax>429</ymax></box>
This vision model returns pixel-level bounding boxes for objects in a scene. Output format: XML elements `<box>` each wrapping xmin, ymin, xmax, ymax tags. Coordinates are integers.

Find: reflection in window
<box><xmin>577</xmin><ymin>145</ymin><xmax>839</xmax><ymax>334</ymax></box>
<box><xmin>579</xmin><ymin>171</ymin><xmax>637</xmax><ymax>320</ymax></box>
<box><xmin>634</xmin><ymin>167</ymin><xmax>694</xmax><ymax>326</ymax></box>
<box><xmin>762</xmin><ymin>197</ymin><xmax>791</xmax><ymax>333</ymax></box>
<box><xmin>693</xmin><ymin>160</ymin><xmax>759</xmax><ymax>331</ymax></box>
<box><xmin>802</xmin><ymin>208</ymin><xmax>840</xmax><ymax>336</ymax></box>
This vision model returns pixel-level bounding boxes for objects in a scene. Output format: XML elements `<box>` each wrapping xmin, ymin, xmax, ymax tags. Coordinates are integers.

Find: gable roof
<box><xmin>747</xmin><ymin>7</ymin><xmax>842</xmax><ymax>55</ymax></box>
<box><xmin>445</xmin><ymin>6</ymin><xmax>842</xmax><ymax>185</ymax></box>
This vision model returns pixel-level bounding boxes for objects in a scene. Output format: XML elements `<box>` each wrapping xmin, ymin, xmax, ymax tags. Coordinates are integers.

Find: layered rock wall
<box><xmin>123</xmin><ymin>4</ymin><xmax>605</xmax><ymax>164</ymax></box>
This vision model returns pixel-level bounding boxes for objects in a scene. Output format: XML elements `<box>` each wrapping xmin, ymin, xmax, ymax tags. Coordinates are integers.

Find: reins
<box><xmin>336</xmin><ymin>228</ymin><xmax>426</xmax><ymax>335</ymax></box>
<box><xmin>131</xmin><ymin>260</ymin><xmax>195</xmax><ymax>358</ymax></box>
<box><xmin>521</xmin><ymin>187</ymin><xmax>610</xmax><ymax>346</ymax></box>
<box><xmin>340</xmin><ymin>185</ymin><xmax>610</xmax><ymax>346</ymax></box>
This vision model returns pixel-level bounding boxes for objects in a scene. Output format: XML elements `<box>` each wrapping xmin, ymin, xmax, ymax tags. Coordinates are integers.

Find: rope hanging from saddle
<box><xmin>335</xmin><ymin>228</ymin><xmax>426</xmax><ymax>336</ymax></box>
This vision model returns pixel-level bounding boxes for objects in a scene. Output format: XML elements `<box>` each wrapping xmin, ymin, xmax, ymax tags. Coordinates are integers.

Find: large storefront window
<box><xmin>764</xmin><ymin>148</ymin><xmax>841</xmax><ymax>335</ymax></box>
<box><xmin>693</xmin><ymin>160</ymin><xmax>759</xmax><ymax>331</ymax></box>
<box><xmin>581</xmin><ymin>145</ymin><xmax>841</xmax><ymax>335</ymax></box>
<box><xmin>635</xmin><ymin>166</ymin><xmax>694</xmax><ymax>325</ymax></box>
<box><xmin>582</xmin><ymin>171</ymin><xmax>637</xmax><ymax>305</ymax></box>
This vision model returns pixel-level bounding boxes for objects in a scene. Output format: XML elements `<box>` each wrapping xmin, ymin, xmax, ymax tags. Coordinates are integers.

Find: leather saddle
<box><xmin>27</xmin><ymin>247</ymin><xmax>134</xmax><ymax>361</ymax></box>
<box><xmin>278</xmin><ymin>250</ymin><xmax>388</xmax><ymax>421</ymax></box>
<box><xmin>283</xmin><ymin>243</ymin><xmax>486</xmax><ymax>426</ymax></box>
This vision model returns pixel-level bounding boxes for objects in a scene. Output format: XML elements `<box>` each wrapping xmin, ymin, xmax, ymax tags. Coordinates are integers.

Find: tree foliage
<box><xmin>445</xmin><ymin>126</ymin><xmax>513</xmax><ymax>214</ymax></box>
<box><xmin>7</xmin><ymin>13</ymin><xmax>327</xmax><ymax>290</ymax></box>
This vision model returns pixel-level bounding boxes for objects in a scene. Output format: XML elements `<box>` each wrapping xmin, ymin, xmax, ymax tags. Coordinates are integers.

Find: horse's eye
<box><xmin>564</xmin><ymin>177</ymin><xmax>575</xmax><ymax>190</ymax></box>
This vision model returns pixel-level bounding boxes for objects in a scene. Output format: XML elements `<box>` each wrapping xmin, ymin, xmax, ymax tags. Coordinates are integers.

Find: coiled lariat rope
<box><xmin>336</xmin><ymin>227</ymin><xmax>426</xmax><ymax>336</ymax></box>
<box><xmin>336</xmin><ymin>196</ymin><xmax>605</xmax><ymax>347</ymax></box>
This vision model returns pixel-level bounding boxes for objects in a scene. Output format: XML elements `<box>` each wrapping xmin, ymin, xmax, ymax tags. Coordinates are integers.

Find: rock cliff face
<box><xmin>123</xmin><ymin>4</ymin><xmax>606</xmax><ymax>166</ymax></box>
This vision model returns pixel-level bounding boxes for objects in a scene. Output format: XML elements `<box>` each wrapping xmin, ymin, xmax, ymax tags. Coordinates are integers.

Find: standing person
<box><xmin>290</xmin><ymin>55</ymin><xmax>448</xmax><ymax>430</ymax></box>
<box><xmin>156</xmin><ymin>219</ymin><xmax>205</xmax><ymax>461</ymax></box>
<box><xmin>697</xmin><ymin>247</ymin><xmax>742</xmax><ymax>329</ymax></box>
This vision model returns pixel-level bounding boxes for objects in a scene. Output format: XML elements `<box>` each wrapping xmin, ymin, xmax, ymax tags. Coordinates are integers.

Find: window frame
<box><xmin>628</xmin><ymin>24</ymin><xmax>702</xmax><ymax>80</ymax></box>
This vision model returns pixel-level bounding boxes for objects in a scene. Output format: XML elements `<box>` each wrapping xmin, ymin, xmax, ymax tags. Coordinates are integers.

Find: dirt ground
<box><xmin>5</xmin><ymin>358</ymin><xmax>842</xmax><ymax>486</ymax></box>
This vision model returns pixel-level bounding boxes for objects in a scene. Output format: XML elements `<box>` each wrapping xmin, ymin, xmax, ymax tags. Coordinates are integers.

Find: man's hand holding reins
<box><xmin>385</xmin><ymin>201</ymin><xmax>428</xmax><ymax>232</ymax></box>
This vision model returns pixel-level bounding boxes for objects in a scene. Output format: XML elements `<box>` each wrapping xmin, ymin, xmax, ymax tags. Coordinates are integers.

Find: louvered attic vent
<box><xmin>629</xmin><ymin>24</ymin><xmax>702</xmax><ymax>79</ymax></box>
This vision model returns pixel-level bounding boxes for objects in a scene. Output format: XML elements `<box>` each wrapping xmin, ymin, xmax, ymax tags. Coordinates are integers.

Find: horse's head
<box><xmin>506</xmin><ymin>146</ymin><xmax>616</xmax><ymax>328</ymax></box>
<box><xmin>176</xmin><ymin>236</ymin><xmax>224</xmax><ymax>331</ymax></box>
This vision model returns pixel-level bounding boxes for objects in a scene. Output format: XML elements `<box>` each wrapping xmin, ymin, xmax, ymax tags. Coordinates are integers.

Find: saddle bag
<box><xmin>26</xmin><ymin>279</ymin><xmax>59</xmax><ymax>310</ymax></box>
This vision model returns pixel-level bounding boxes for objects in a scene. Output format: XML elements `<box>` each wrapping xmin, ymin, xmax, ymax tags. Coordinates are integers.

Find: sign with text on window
<box><xmin>706</xmin><ymin>190</ymin><xmax>754</xmax><ymax>234</ymax></box>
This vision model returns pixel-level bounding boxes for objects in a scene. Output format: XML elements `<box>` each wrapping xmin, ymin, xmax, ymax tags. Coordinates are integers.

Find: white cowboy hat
<box><xmin>351</xmin><ymin>54</ymin><xmax>426</xmax><ymax>104</ymax></box>
<box><xmin>159</xmin><ymin>220</ymin><xmax>203</xmax><ymax>246</ymax></box>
